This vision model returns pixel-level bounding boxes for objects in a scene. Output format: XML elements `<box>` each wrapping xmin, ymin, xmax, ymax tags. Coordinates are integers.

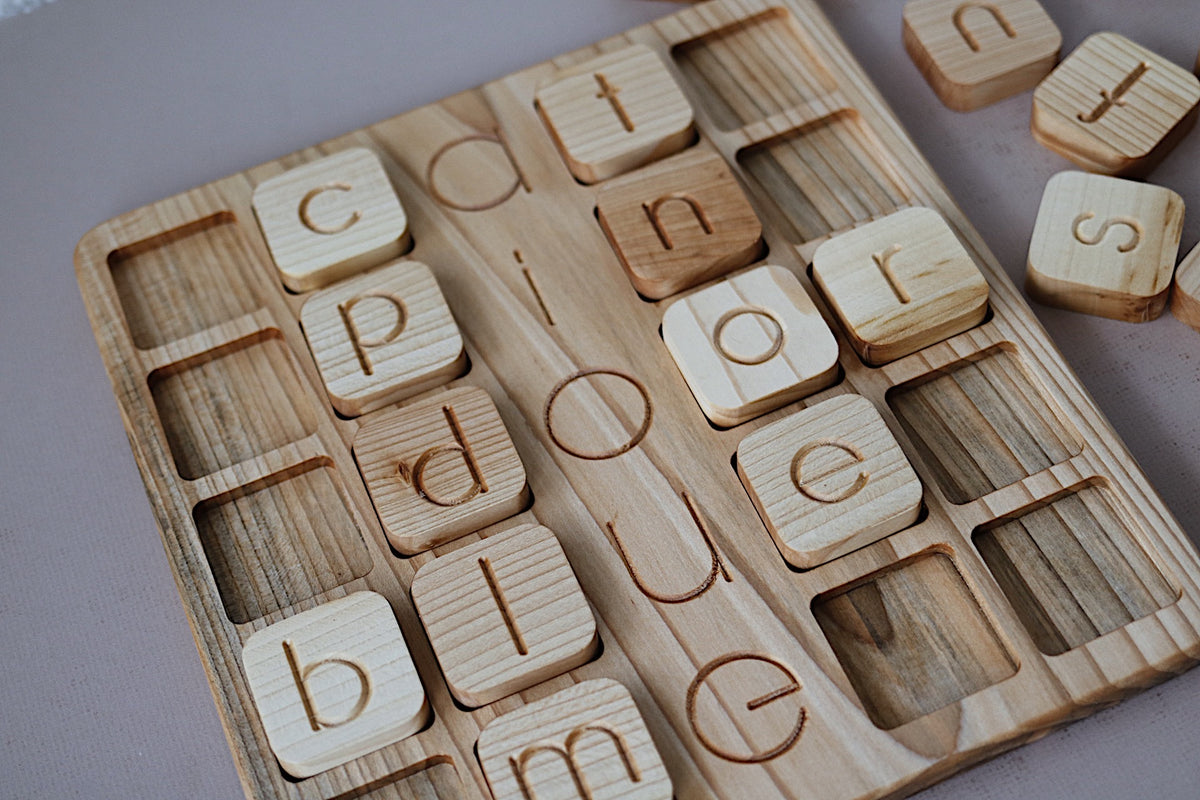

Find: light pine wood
<box><xmin>737</xmin><ymin>394</ymin><xmax>923</xmax><ymax>569</ymax></box>
<box><xmin>241</xmin><ymin>592</ymin><xmax>429</xmax><ymax>779</ymax></box>
<box><xmin>902</xmin><ymin>0</ymin><xmax>1061</xmax><ymax>111</ymax></box>
<box><xmin>411</xmin><ymin>523</ymin><xmax>598</xmax><ymax>707</ymax></box>
<box><xmin>354</xmin><ymin>386</ymin><xmax>529</xmax><ymax>555</ymax></box>
<box><xmin>300</xmin><ymin>259</ymin><xmax>466</xmax><ymax>416</ymax></box>
<box><xmin>476</xmin><ymin>678</ymin><xmax>672</xmax><ymax>800</ymax></box>
<box><xmin>534</xmin><ymin>44</ymin><xmax>695</xmax><ymax>184</ymax></box>
<box><xmin>596</xmin><ymin>147</ymin><xmax>762</xmax><ymax>299</ymax></box>
<box><xmin>811</xmin><ymin>206</ymin><xmax>989</xmax><ymax>365</ymax></box>
<box><xmin>1026</xmin><ymin>171</ymin><xmax>1183</xmax><ymax>322</ymax></box>
<box><xmin>661</xmin><ymin>264</ymin><xmax>839</xmax><ymax>426</ymax></box>
<box><xmin>1031</xmin><ymin>32</ymin><xmax>1200</xmax><ymax>176</ymax></box>
<box><xmin>71</xmin><ymin>2</ymin><xmax>1200</xmax><ymax>799</ymax></box>
<box><xmin>1171</xmin><ymin>241</ymin><xmax>1200</xmax><ymax>333</ymax></box>
<box><xmin>252</xmin><ymin>147</ymin><xmax>411</xmax><ymax>292</ymax></box>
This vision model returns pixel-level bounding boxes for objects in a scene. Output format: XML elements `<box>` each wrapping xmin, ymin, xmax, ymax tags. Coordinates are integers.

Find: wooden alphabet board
<box><xmin>74</xmin><ymin>1</ymin><xmax>1200</xmax><ymax>798</ymax></box>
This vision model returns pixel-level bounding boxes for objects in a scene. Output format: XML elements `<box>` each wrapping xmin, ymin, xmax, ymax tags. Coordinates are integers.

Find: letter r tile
<box><xmin>353</xmin><ymin>386</ymin><xmax>529</xmax><ymax>554</ymax></box>
<box><xmin>411</xmin><ymin>523</ymin><xmax>597</xmax><ymax>707</ymax></box>
<box><xmin>737</xmin><ymin>394</ymin><xmax>922</xmax><ymax>569</ymax></box>
<box><xmin>300</xmin><ymin>259</ymin><xmax>466</xmax><ymax>417</ymax></box>
<box><xmin>535</xmin><ymin>44</ymin><xmax>695</xmax><ymax>184</ymax></box>
<box><xmin>252</xmin><ymin>147</ymin><xmax>411</xmax><ymax>292</ymax></box>
<box><xmin>241</xmin><ymin>592</ymin><xmax>428</xmax><ymax>779</ymax></box>
<box><xmin>661</xmin><ymin>264</ymin><xmax>839</xmax><ymax>427</ymax></box>
<box><xmin>477</xmin><ymin>678</ymin><xmax>672</xmax><ymax>800</ymax></box>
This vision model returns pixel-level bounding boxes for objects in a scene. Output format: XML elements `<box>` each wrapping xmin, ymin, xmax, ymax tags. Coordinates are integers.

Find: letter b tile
<box><xmin>737</xmin><ymin>394</ymin><xmax>922</xmax><ymax>569</ymax></box>
<box><xmin>354</xmin><ymin>386</ymin><xmax>529</xmax><ymax>554</ymax></box>
<box><xmin>241</xmin><ymin>592</ymin><xmax>428</xmax><ymax>778</ymax></box>
<box><xmin>477</xmin><ymin>678</ymin><xmax>672</xmax><ymax>800</ymax></box>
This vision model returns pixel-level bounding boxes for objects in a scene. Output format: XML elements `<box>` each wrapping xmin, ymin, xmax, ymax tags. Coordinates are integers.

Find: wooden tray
<box><xmin>73</xmin><ymin>1</ymin><xmax>1200</xmax><ymax>798</ymax></box>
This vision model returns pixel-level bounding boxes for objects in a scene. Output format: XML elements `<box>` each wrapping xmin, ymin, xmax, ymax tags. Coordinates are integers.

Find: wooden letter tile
<box><xmin>535</xmin><ymin>44</ymin><xmax>695</xmax><ymax>184</ymax></box>
<box><xmin>661</xmin><ymin>264</ymin><xmax>839</xmax><ymax>427</ymax></box>
<box><xmin>1172</xmin><ymin>241</ymin><xmax>1200</xmax><ymax>333</ymax></box>
<box><xmin>811</xmin><ymin>206</ymin><xmax>989</xmax><ymax>365</ymax></box>
<box><xmin>477</xmin><ymin>678</ymin><xmax>672</xmax><ymax>800</ymax></box>
<box><xmin>411</xmin><ymin>523</ymin><xmax>597</xmax><ymax>707</ymax></box>
<box><xmin>903</xmin><ymin>0</ymin><xmax>1061</xmax><ymax>111</ymax></box>
<box><xmin>354</xmin><ymin>386</ymin><xmax>528</xmax><ymax>554</ymax></box>
<box><xmin>252</xmin><ymin>147</ymin><xmax>411</xmax><ymax>292</ymax></box>
<box><xmin>1032</xmin><ymin>32</ymin><xmax>1200</xmax><ymax>175</ymax></box>
<box><xmin>1026</xmin><ymin>171</ymin><xmax>1183</xmax><ymax>321</ymax></box>
<box><xmin>737</xmin><ymin>394</ymin><xmax>923</xmax><ymax>569</ymax></box>
<box><xmin>596</xmin><ymin>148</ymin><xmax>763</xmax><ymax>299</ymax></box>
<box><xmin>300</xmin><ymin>259</ymin><xmax>466</xmax><ymax>417</ymax></box>
<box><xmin>241</xmin><ymin>592</ymin><xmax>428</xmax><ymax>779</ymax></box>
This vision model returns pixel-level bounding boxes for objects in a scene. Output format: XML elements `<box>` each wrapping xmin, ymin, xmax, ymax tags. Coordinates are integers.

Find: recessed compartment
<box><xmin>672</xmin><ymin>8</ymin><xmax>837</xmax><ymax>129</ymax></box>
<box><xmin>736</xmin><ymin>111</ymin><xmax>908</xmax><ymax>243</ymax></box>
<box><xmin>108</xmin><ymin>212</ymin><xmax>260</xmax><ymax>349</ymax></box>
<box><xmin>974</xmin><ymin>485</ymin><xmax>1178</xmax><ymax>656</ymax></box>
<box><xmin>194</xmin><ymin>460</ymin><xmax>372</xmax><ymax>624</ymax></box>
<box><xmin>887</xmin><ymin>346</ymin><xmax>1083</xmax><ymax>503</ymax></box>
<box><xmin>149</xmin><ymin>332</ymin><xmax>319</xmax><ymax>479</ymax></box>
<box><xmin>813</xmin><ymin>550</ymin><xmax>1017</xmax><ymax>730</ymax></box>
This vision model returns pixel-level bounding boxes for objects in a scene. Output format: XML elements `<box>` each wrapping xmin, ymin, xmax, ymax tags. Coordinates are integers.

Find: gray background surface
<box><xmin>2</xmin><ymin>1</ymin><xmax>1198</xmax><ymax>797</ymax></box>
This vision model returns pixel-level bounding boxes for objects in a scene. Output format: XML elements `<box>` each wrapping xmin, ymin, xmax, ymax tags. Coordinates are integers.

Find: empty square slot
<box><xmin>813</xmin><ymin>551</ymin><xmax>1017</xmax><ymax>730</ymax></box>
<box><xmin>672</xmin><ymin>8</ymin><xmax>837</xmax><ymax>130</ymax></box>
<box><xmin>887</xmin><ymin>346</ymin><xmax>1083</xmax><ymax>504</ymax></box>
<box><xmin>736</xmin><ymin>112</ymin><xmax>908</xmax><ymax>243</ymax></box>
<box><xmin>149</xmin><ymin>332</ymin><xmax>318</xmax><ymax>479</ymax></box>
<box><xmin>108</xmin><ymin>212</ymin><xmax>261</xmax><ymax>349</ymax></box>
<box><xmin>974</xmin><ymin>486</ymin><xmax>1178</xmax><ymax>656</ymax></box>
<box><xmin>194</xmin><ymin>461</ymin><xmax>372</xmax><ymax>624</ymax></box>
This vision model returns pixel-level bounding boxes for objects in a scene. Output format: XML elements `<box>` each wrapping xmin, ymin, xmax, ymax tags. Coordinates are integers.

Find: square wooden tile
<box><xmin>1172</xmin><ymin>241</ymin><xmax>1200</xmax><ymax>333</ymax></box>
<box><xmin>903</xmin><ymin>0</ymin><xmax>1061</xmax><ymax>110</ymax></box>
<box><xmin>1032</xmin><ymin>32</ymin><xmax>1200</xmax><ymax>175</ymax></box>
<box><xmin>354</xmin><ymin>386</ymin><xmax>528</xmax><ymax>555</ymax></box>
<box><xmin>661</xmin><ymin>264</ymin><xmax>839</xmax><ymax>427</ymax></box>
<box><xmin>410</xmin><ymin>523</ymin><xmax>597</xmax><ymax>707</ymax></box>
<box><xmin>300</xmin><ymin>259</ymin><xmax>466</xmax><ymax>417</ymax></box>
<box><xmin>477</xmin><ymin>678</ymin><xmax>672</xmax><ymax>800</ymax></box>
<box><xmin>737</xmin><ymin>394</ymin><xmax>923</xmax><ymax>569</ymax></box>
<box><xmin>241</xmin><ymin>592</ymin><xmax>428</xmax><ymax>779</ymax></box>
<box><xmin>811</xmin><ymin>206</ymin><xmax>989</xmax><ymax>365</ymax></box>
<box><xmin>596</xmin><ymin>148</ymin><xmax>762</xmax><ymax>299</ymax></box>
<box><xmin>1026</xmin><ymin>171</ymin><xmax>1183</xmax><ymax>322</ymax></box>
<box><xmin>252</xmin><ymin>147</ymin><xmax>411</xmax><ymax>292</ymax></box>
<box><xmin>535</xmin><ymin>43</ymin><xmax>694</xmax><ymax>184</ymax></box>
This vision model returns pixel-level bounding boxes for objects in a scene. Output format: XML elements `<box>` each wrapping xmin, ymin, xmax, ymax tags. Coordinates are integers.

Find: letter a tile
<box><xmin>738</xmin><ymin>394</ymin><xmax>923</xmax><ymax>569</ymax></box>
<box><xmin>252</xmin><ymin>147</ymin><xmax>411</xmax><ymax>292</ymax></box>
<box><xmin>596</xmin><ymin>148</ymin><xmax>763</xmax><ymax>299</ymax></box>
<box><xmin>411</xmin><ymin>524</ymin><xmax>597</xmax><ymax>707</ymax></box>
<box><xmin>536</xmin><ymin>44</ymin><xmax>695</xmax><ymax>184</ymax></box>
<box><xmin>354</xmin><ymin>386</ymin><xmax>529</xmax><ymax>554</ymax></box>
<box><xmin>477</xmin><ymin>678</ymin><xmax>672</xmax><ymax>800</ymax></box>
<box><xmin>241</xmin><ymin>592</ymin><xmax>428</xmax><ymax>779</ymax></box>
<box><xmin>662</xmin><ymin>264</ymin><xmax>839</xmax><ymax>427</ymax></box>
<box><xmin>300</xmin><ymin>259</ymin><xmax>466</xmax><ymax>417</ymax></box>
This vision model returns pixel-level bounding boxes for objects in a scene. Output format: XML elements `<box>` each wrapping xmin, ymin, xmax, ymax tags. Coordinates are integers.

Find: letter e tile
<box><xmin>300</xmin><ymin>259</ymin><xmax>466</xmax><ymax>417</ymax></box>
<box><xmin>241</xmin><ymin>592</ymin><xmax>428</xmax><ymax>779</ymax></box>
<box><xmin>411</xmin><ymin>524</ymin><xmax>597</xmax><ymax>707</ymax></box>
<box><xmin>811</xmin><ymin>207</ymin><xmax>989</xmax><ymax>365</ymax></box>
<box><xmin>597</xmin><ymin>148</ymin><xmax>762</xmax><ymax>299</ymax></box>
<box><xmin>354</xmin><ymin>386</ymin><xmax>529</xmax><ymax>554</ymax></box>
<box><xmin>738</xmin><ymin>394</ymin><xmax>922</xmax><ymax>569</ymax></box>
<box><xmin>477</xmin><ymin>678</ymin><xmax>672</xmax><ymax>800</ymax></box>
<box><xmin>535</xmin><ymin>44</ymin><xmax>695</xmax><ymax>184</ymax></box>
<box><xmin>662</xmin><ymin>264</ymin><xmax>839</xmax><ymax>427</ymax></box>
<box><xmin>252</xmin><ymin>148</ymin><xmax>411</xmax><ymax>292</ymax></box>
<box><xmin>1026</xmin><ymin>171</ymin><xmax>1182</xmax><ymax>321</ymax></box>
